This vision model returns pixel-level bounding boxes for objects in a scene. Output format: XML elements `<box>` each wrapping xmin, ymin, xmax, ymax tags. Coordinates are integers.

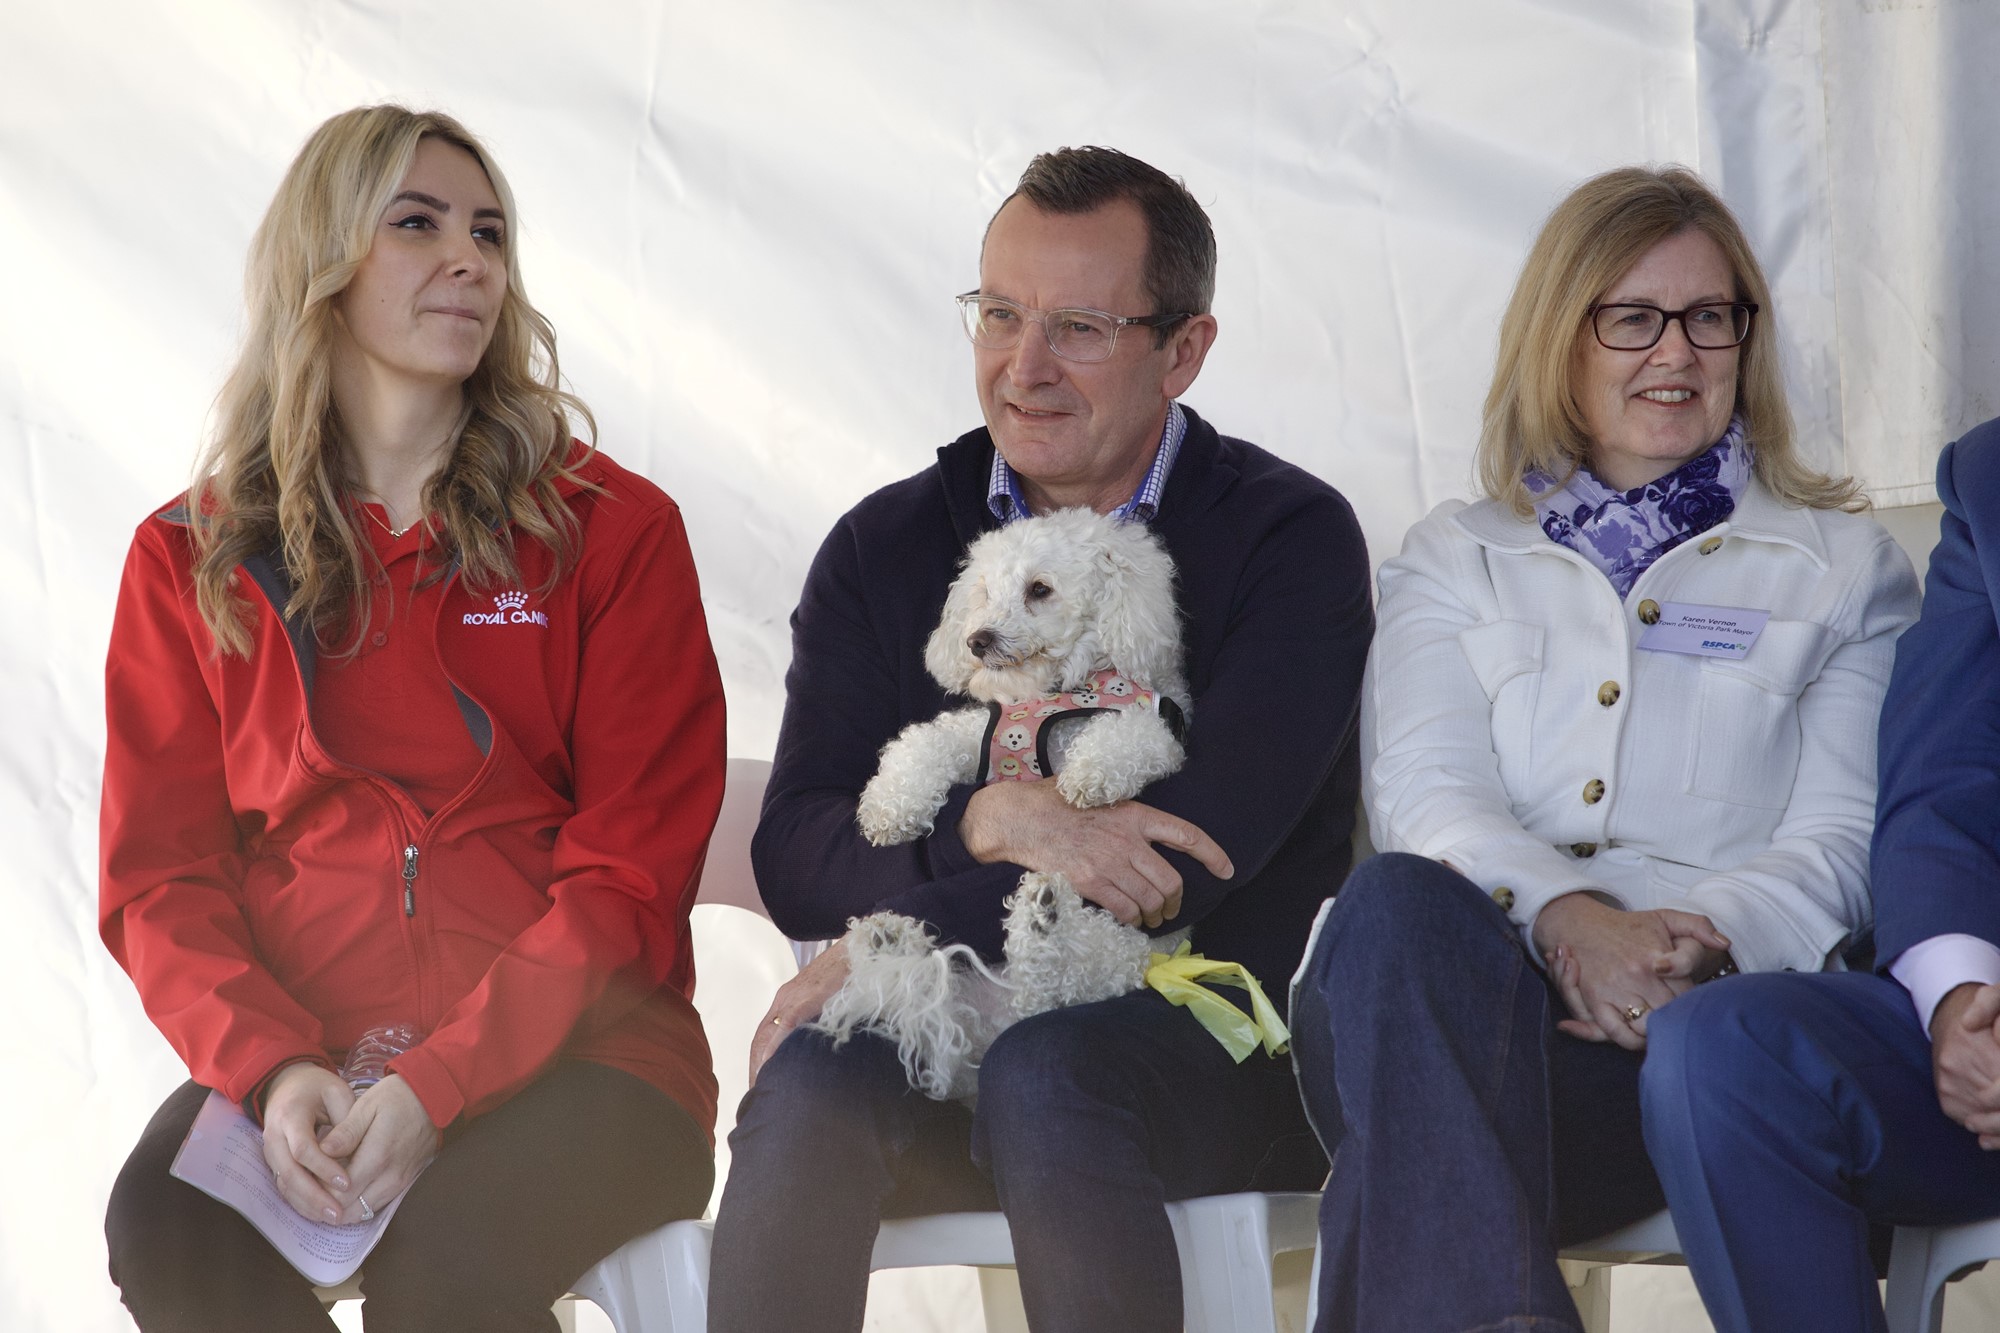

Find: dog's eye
<box><xmin>1026</xmin><ymin>581</ymin><xmax>1053</xmax><ymax>602</ymax></box>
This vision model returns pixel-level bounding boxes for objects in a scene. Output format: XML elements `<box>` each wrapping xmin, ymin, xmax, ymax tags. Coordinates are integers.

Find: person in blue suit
<box><xmin>1643</xmin><ymin>423</ymin><xmax>2000</xmax><ymax>1332</ymax></box>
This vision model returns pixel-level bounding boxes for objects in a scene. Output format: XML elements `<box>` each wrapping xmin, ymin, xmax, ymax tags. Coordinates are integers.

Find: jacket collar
<box><xmin>934</xmin><ymin>403</ymin><xmax>1237</xmax><ymax>544</ymax></box>
<box><xmin>1449</xmin><ymin>476</ymin><xmax>1831</xmax><ymax>570</ymax></box>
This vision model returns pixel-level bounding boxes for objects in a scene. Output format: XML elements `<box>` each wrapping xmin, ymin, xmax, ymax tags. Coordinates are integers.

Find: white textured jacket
<box><xmin>1362</xmin><ymin>480</ymin><xmax>1921</xmax><ymax>974</ymax></box>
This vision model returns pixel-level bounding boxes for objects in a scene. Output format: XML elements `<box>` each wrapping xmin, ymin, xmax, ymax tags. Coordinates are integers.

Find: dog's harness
<box><xmin>974</xmin><ymin>668</ymin><xmax>1187</xmax><ymax>785</ymax></box>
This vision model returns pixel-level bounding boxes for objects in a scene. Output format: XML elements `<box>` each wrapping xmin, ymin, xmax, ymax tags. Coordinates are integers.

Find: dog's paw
<box><xmin>1054</xmin><ymin>761</ymin><xmax>1118</xmax><ymax>809</ymax></box>
<box><xmin>1002</xmin><ymin>873</ymin><xmax>1156</xmax><ymax>1019</ymax></box>
<box><xmin>847</xmin><ymin>911</ymin><xmax>937</xmax><ymax>961</ymax></box>
<box><xmin>1013</xmin><ymin>872</ymin><xmax>1067</xmax><ymax>937</ymax></box>
<box><xmin>856</xmin><ymin>777</ymin><xmax>933</xmax><ymax>846</ymax></box>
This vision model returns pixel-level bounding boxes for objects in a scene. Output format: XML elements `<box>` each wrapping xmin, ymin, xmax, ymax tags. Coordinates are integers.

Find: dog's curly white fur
<box><xmin>821</xmin><ymin>508</ymin><xmax>1192</xmax><ymax>1100</ymax></box>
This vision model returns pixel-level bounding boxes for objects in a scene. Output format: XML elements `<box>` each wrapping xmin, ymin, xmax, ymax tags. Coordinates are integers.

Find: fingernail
<box><xmin>333</xmin><ymin>1174</ymin><xmax>349</xmax><ymax>1189</ymax></box>
<box><xmin>324</xmin><ymin>1208</ymin><xmax>340</xmax><ymax>1222</ymax></box>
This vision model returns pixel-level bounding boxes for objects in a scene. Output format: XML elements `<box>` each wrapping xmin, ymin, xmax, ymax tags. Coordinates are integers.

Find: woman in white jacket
<box><xmin>1290</xmin><ymin>166</ymin><xmax>1920</xmax><ymax>1332</ymax></box>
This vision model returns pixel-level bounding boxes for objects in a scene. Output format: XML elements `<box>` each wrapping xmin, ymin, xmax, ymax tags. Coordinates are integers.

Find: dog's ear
<box><xmin>924</xmin><ymin>553</ymin><xmax>982</xmax><ymax>692</ymax></box>
<box><xmin>1090</xmin><ymin>522</ymin><xmax>1182</xmax><ymax>688</ymax></box>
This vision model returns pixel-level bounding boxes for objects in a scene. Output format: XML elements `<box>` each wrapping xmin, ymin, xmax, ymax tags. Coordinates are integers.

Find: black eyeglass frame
<box><xmin>1586</xmin><ymin>301</ymin><xmax>1760</xmax><ymax>351</ymax></box>
<box><xmin>955</xmin><ymin>291</ymin><xmax>1194</xmax><ymax>362</ymax></box>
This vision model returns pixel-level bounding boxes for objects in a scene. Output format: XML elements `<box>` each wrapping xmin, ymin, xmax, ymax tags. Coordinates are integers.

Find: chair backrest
<box><xmin>693</xmin><ymin>756</ymin><xmax>830</xmax><ymax>972</ymax></box>
<box><xmin>694</xmin><ymin>757</ymin><xmax>772</xmax><ymax>917</ymax></box>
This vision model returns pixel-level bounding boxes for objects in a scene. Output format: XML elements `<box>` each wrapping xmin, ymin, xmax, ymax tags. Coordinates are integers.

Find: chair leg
<box><xmin>569</xmin><ymin>1218</ymin><xmax>713</xmax><ymax>1333</ymax></box>
<box><xmin>1303</xmin><ymin>1242</ymin><xmax>1322</xmax><ymax>1332</ymax></box>
<box><xmin>976</xmin><ymin>1266</ymin><xmax>1030</xmax><ymax>1333</ymax></box>
<box><xmin>1172</xmin><ymin>1195</ymin><xmax>1279</xmax><ymax>1333</ymax></box>
<box><xmin>1560</xmin><ymin>1259</ymin><xmax>1613</xmax><ymax>1333</ymax></box>
<box><xmin>1884</xmin><ymin>1227</ymin><xmax>1939</xmax><ymax>1333</ymax></box>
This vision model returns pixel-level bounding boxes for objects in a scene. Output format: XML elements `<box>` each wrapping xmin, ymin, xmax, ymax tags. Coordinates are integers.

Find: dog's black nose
<box><xmin>966</xmin><ymin>629</ymin><xmax>996</xmax><ymax>659</ymax></box>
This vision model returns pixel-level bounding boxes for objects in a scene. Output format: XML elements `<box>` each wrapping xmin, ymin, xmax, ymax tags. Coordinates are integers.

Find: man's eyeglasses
<box><xmin>1588</xmin><ymin>302</ymin><xmax>1758</xmax><ymax>351</ymax></box>
<box><xmin>956</xmin><ymin>292</ymin><xmax>1192</xmax><ymax>363</ymax></box>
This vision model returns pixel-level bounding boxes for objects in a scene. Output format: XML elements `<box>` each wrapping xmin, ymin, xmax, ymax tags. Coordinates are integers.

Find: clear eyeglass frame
<box><xmin>955</xmin><ymin>291</ymin><xmax>1192</xmax><ymax>363</ymax></box>
<box><xmin>1587</xmin><ymin>301</ymin><xmax>1759</xmax><ymax>351</ymax></box>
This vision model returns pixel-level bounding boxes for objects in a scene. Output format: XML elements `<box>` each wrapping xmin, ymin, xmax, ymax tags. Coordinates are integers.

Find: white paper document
<box><xmin>169</xmin><ymin>1088</ymin><xmax>405</xmax><ymax>1286</ymax></box>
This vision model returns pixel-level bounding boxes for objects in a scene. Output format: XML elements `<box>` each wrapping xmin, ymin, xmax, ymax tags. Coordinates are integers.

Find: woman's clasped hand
<box><xmin>260</xmin><ymin>1066</ymin><xmax>440</xmax><ymax>1226</ymax></box>
<box><xmin>1533</xmin><ymin>892</ymin><xmax>1731</xmax><ymax>1048</ymax></box>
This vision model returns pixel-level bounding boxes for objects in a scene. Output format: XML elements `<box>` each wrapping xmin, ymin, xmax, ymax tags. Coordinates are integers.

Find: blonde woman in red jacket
<box><xmin>99</xmin><ymin>105</ymin><xmax>725</xmax><ymax>1332</ymax></box>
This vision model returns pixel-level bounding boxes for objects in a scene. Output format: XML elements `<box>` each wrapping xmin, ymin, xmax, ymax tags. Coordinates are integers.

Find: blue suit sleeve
<box><xmin>1874</xmin><ymin>431</ymin><xmax>2000</xmax><ymax>965</ymax></box>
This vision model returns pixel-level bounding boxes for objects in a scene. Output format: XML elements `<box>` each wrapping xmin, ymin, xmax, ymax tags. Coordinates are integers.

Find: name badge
<box><xmin>1637</xmin><ymin>602</ymin><xmax>1771</xmax><ymax>660</ymax></box>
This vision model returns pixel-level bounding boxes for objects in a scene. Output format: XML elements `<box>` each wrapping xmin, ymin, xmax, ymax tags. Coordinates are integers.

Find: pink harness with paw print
<box><xmin>975</xmin><ymin>668</ymin><xmax>1186</xmax><ymax>784</ymax></box>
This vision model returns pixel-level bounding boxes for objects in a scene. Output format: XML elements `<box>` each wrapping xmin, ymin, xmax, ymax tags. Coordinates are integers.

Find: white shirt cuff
<box><xmin>1888</xmin><ymin>934</ymin><xmax>2000</xmax><ymax>1039</ymax></box>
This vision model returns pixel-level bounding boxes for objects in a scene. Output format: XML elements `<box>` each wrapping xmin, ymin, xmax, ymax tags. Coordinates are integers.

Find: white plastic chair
<box><xmin>644</xmin><ymin>1190</ymin><xmax>1322</xmax><ymax>1333</ymax></box>
<box><xmin>1300</xmin><ymin>1206</ymin><xmax>1682</xmax><ymax>1333</ymax></box>
<box><xmin>1885</xmin><ymin>1218</ymin><xmax>2000</xmax><ymax>1333</ymax></box>
<box><xmin>316</xmin><ymin>757</ymin><xmax>773</xmax><ymax>1333</ymax></box>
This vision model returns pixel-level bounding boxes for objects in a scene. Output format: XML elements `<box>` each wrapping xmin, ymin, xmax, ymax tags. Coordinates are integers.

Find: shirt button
<box><xmin>1491</xmin><ymin>887</ymin><xmax>1516</xmax><ymax>911</ymax></box>
<box><xmin>1597</xmin><ymin>681</ymin><xmax>1621</xmax><ymax>707</ymax></box>
<box><xmin>1582</xmin><ymin>778</ymin><xmax>1606</xmax><ymax>805</ymax></box>
<box><xmin>371</xmin><ymin>631</ymin><xmax>388</xmax><ymax>647</ymax></box>
<box><xmin>1637</xmin><ymin>599</ymin><xmax>1661</xmax><ymax>626</ymax></box>
<box><xmin>1699</xmin><ymin>537</ymin><xmax>1724</xmax><ymax>555</ymax></box>
<box><xmin>1570</xmin><ymin>842</ymin><xmax>1598</xmax><ymax>858</ymax></box>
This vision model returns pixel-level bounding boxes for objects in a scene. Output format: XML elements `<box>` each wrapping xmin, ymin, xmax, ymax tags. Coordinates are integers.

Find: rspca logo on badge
<box><xmin>463</xmin><ymin>590</ymin><xmax>549</xmax><ymax>628</ymax></box>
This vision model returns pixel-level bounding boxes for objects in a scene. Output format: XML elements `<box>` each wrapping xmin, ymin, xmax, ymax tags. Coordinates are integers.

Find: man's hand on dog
<box><xmin>960</xmin><ymin>781</ymin><xmax>1232</xmax><ymax>928</ymax></box>
<box><xmin>748</xmin><ymin>939</ymin><xmax>852</xmax><ymax>1087</ymax></box>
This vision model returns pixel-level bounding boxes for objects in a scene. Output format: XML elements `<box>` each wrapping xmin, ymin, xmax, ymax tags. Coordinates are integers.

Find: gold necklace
<box><xmin>360</xmin><ymin>502</ymin><xmax>418</xmax><ymax>540</ymax></box>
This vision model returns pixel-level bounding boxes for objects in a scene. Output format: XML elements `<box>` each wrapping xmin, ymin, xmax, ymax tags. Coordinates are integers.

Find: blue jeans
<box><xmin>1642</xmin><ymin>970</ymin><xmax>2000</xmax><ymax>1333</ymax></box>
<box><xmin>1290</xmin><ymin>854</ymin><xmax>1663</xmax><ymax>1333</ymax></box>
<box><xmin>707</xmin><ymin>987</ymin><xmax>1326</xmax><ymax>1332</ymax></box>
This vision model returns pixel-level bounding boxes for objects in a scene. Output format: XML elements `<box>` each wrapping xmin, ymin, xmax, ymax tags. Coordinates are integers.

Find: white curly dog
<box><xmin>815</xmin><ymin>506</ymin><xmax>1193</xmax><ymax>1102</ymax></box>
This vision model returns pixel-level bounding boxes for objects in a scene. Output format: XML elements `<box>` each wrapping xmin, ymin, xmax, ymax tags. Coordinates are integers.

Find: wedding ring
<box><xmin>1623</xmin><ymin>1004</ymin><xmax>1647</xmax><ymax>1023</ymax></box>
<box><xmin>358</xmin><ymin>1194</ymin><xmax>375</xmax><ymax>1222</ymax></box>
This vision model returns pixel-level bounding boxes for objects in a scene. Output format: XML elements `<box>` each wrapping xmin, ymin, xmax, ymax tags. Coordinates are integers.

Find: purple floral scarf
<box><xmin>1524</xmin><ymin>418</ymin><xmax>1752</xmax><ymax>599</ymax></box>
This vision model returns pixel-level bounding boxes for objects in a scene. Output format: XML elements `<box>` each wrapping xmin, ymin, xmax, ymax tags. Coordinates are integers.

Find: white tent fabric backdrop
<box><xmin>4</xmin><ymin>2</ymin><xmax>1993</xmax><ymax>1329</ymax></box>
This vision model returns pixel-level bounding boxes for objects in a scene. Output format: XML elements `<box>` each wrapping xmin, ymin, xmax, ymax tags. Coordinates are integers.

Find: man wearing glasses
<box><xmin>706</xmin><ymin>147</ymin><xmax>1371</xmax><ymax>1331</ymax></box>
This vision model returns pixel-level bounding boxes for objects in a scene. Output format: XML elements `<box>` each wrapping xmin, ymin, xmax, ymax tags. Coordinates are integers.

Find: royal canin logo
<box><xmin>463</xmin><ymin>589</ymin><xmax>549</xmax><ymax>628</ymax></box>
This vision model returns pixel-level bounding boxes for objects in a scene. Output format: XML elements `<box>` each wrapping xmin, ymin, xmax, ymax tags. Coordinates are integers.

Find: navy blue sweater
<box><xmin>752</xmin><ymin>407</ymin><xmax>1373</xmax><ymax>1011</ymax></box>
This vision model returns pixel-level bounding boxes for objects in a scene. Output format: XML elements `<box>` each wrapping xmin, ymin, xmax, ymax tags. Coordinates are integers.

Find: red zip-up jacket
<box><xmin>100</xmin><ymin>449</ymin><xmax>725</xmax><ymax>1136</ymax></box>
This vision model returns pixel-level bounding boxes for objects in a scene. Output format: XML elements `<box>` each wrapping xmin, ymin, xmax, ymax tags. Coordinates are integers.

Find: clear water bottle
<box><xmin>337</xmin><ymin>1024</ymin><xmax>421</xmax><ymax>1092</ymax></box>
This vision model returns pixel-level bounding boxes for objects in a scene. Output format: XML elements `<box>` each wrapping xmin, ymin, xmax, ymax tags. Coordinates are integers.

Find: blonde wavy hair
<box><xmin>1478</xmin><ymin>165</ymin><xmax>1861</xmax><ymax>515</ymax></box>
<box><xmin>191</xmin><ymin>104</ymin><xmax>595</xmax><ymax>657</ymax></box>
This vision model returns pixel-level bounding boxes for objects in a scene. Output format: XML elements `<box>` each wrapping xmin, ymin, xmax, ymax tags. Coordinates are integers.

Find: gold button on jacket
<box><xmin>1583</xmin><ymin>778</ymin><xmax>1606</xmax><ymax>804</ymax></box>
<box><xmin>1699</xmin><ymin>536</ymin><xmax>1724</xmax><ymax>555</ymax></box>
<box><xmin>1597</xmin><ymin>681</ymin><xmax>1621</xmax><ymax>707</ymax></box>
<box><xmin>1491</xmin><ymin>886</ymin><xmax>1516</xmax><ymax>911</ymax></box>
<box><xmin>1570</xmin><ymin>842</ymin><xmax>1598</xmax><ymax>858</ymax></box>
<box><xmin>1637</xmin><ymin>599</ymin><xmax>1661</xmax><ymax>625</ymax></box>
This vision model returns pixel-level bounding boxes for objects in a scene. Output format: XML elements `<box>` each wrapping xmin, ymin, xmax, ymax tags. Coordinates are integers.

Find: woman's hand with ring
<box><xmin>315</xmin><ymin>1074</ymin><xmax>440</xmax><ymax>1225</ymax></box>
<box><xmin>1535</xmin><ymin>894</ymin><xmax>1729</xmax><ymax>1051</ymax></box>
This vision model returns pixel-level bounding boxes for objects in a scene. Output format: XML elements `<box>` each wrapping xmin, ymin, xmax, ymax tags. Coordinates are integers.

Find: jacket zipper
<box><xmin>402</xmin><ymin>843</ymin><xmax>419</xmax><ymax>917</ymax></box>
